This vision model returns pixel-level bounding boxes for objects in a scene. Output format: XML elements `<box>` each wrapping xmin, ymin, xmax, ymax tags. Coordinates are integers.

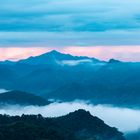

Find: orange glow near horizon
<box><xmin>0</xmin><ymin>46</ymin><xmax>140</xmax><ymax>62</ymax></box>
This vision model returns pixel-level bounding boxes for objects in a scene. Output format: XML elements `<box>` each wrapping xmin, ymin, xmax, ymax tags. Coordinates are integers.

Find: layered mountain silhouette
<box><xmin>0</xmin><ymin>109</ymin><xmax>125</xmax><ymax>140</ymax></box>
<box><xmin>0</xmin><ymin>50</ymin><xmax>140</xmax><ymax>107</ymax></box>
<box><xmin>17</xmin><ymin>50</ymin><xmax>100</xmax><ymax>65</ymax></box>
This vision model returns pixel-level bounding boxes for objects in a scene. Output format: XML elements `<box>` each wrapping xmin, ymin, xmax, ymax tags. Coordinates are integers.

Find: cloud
<box><xmin>1</xmin><ymin>102</ymin><xmax>140</xmax><ymax>132</ymax></box>
<box><xmin>59</xmin><ymin>59</ymin><xmax>93</xmax><ymax>66</ymax></box>
<box><xmin>0</xmin><ymin>89</ymin><xmax>9</xmax><ymax>94</ymax></box>
<box><xmin>0</xmin><ymin>31</ymin><xmax>140</xmax><ymax>47</ymax></box>
<box><xmin>0</xmin><ymin>47</ymin><xmax>51</xmax><ymax>61</ymax></box>
<box><xmin>0</xmin><ymin>46</ymin><xmax>140</xmax><ymax>62</ymax></box>
<box><xmin>0</xmin><ymin>0</ymin><xmax>140</xmax><ymax>32</ymax></box>
<box><xmin>62</xmin><ymin>46</ymin><xmax>140</xmax><ymax>62</ymax></box>
<box><xmin>0</xmin><ymin>0</ymin><xmax>140</xmax><ymax>47</ymax></box>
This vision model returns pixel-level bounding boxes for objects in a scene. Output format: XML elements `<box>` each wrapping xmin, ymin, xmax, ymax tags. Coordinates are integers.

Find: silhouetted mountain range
<box><xmin>0</xmin><ymin>50</ymin><xmax>140</xmax><ymax>107</ymax></box>
<box><xmin>0</xmin><ymin>109</ymin><xmax>125</xmax><ymax>140</ymax></box>
<box><xmin>18</xmin><ymin>50</ymin><xmax>100</xmax><ymax>65</ymax></box>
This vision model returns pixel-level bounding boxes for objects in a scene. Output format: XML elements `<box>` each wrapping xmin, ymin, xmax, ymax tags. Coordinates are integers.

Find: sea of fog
<box><xmin>0</xmin><ymin>101</ymin><xmax>140</xmax><ymax>133</ymax></box>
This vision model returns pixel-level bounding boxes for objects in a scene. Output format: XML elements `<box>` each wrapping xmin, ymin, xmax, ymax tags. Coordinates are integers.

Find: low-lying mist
<box><xmin>0</xmin><ymin>89</ymin><xmax>9</xmax><ymax>93</ymax></box>
<box><xmin>0</xmin><ymin>101</ymin><xmax>140</xmax><ymax>133</ymax></box>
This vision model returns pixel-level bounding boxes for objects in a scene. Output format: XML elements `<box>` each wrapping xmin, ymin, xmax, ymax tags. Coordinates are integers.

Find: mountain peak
<box><xmin>70</xmin><ymin>109</ymin><xmax>91</xmax><ymax>116</ymax></box>
<box><xmin>108</xmin><ymin>59</ymin><xmax>121</xmax><ymax>63</ymax></box>
<box><xmin>60</xmin><ymin>109</ymin><xmax>95</xmax><ymax>121</ymax></box>
<box><xmin>57</xmin><ymin>109</ymin><xmax>125</xmax><ymax>140</ymax></box>
<box><xmin>39</xmin><ymin>50</ymin><xmax>66</xmax><ymax>58</ymax></box>
<box><xmin>48</xmin><ymin>50</ymin><xmax>61</xmax><ymax>54</ymax></box>
<box><xmin>18</xmin><ymin>50</ymin><xmax>100</xmax><ymax>65</ymax></box>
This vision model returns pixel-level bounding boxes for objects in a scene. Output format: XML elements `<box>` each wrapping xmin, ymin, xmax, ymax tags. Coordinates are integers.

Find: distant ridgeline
<box><xmin>0</xmin><ymin>109</ymin><xmax>125</xmax><ymax>140</ymax></box>
<box><xmin>0</xmin><ymin>90</ymin><xmax>50</xmax><ymax>106</ymax></box>
<box><xmin>0</xmin><ymin>50</ymin><xmax>140</xmax><ymax>107</ymax></box>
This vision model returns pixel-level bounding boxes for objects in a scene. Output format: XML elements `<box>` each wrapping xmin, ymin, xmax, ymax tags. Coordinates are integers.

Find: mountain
<box><xmin>0</xmin><ymin>90</ymin><xmax>50</xmax><ymax>106</ymax></box>
<box><xmin>108</xmin><ymin>59</ymin><xmax>122</xmax><ymax>63</ymax></box>
<box><xmin>0</xmin><ymin>51</ymin><xmax>103</xmax><ymax>94</ymax></box>
<box><xmin>0</xmin><ymin>60</ymin><xmax>15</xmax><ymax>65</ymax></box>
<box><xmin>0</xmin><ymin>109</ymin><xmax>125</xmax><ymax>140</ymax></box>
<box><xmin>4</xmin><ymin>51</ymin><xmax>103</xmax><ymax>94</ymax></box>
<box><xmin>56</xmin><ymin>109</ymin><xmax>125</xmax><ymax>140</ymax></box>
<box><xmin>46</xmin><ymin>62</ymin><xmax>140</xmax><ymax>107</ymax></box>
<box><xmin>18</xmin><ymin>50</ymin><xmax>100</xmax><ymax>65</ymax></box>
<box><xmin>0</xmin><ymin>50</ymin><xmax>140</xmax><ymax>107</ymax></box>
<box><xmin>0</xmin><ymin>64</ymin><xmax>18</xmax><ymax>89</ymax></box>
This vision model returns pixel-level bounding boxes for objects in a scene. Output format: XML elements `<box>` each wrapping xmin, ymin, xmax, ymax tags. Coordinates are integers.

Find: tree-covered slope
<box><xmin>0</xmin><ymin>109</ymin><xmax>125</xmax><ymax>140</ymax></box>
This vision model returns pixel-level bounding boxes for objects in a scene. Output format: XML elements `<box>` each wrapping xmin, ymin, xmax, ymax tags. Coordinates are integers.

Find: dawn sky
<box><xmin>0</xmin><ymin>0</ymin><xmax>140</xmax><ymax>61</ymax></box>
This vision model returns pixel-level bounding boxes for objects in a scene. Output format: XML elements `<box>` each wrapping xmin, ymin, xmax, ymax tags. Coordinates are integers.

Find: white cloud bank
<box><xmin>1</xmin><ymin>102</ymin><xmax>140</xmax><ymax>132</ymax></box>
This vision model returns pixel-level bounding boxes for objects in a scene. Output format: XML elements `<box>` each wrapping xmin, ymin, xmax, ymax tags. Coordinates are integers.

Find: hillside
<box><xmin>0</xmin><ymin>90</ymin><xmax>50</xmax><ymax>106</ymax></box>
<box><xmin>46</xmin><ymin>62</ymin><xmax>140</xmax><ymax>107</ymax></box>
<box><xmin>0</xmin><ymin>109</ymin><xmax>125</xmax><ymax>140</ymax></box>
<box><xmin>56</xmin><ymin>109</ymin><xmax>125</xmax><ymax>140</ymax></box>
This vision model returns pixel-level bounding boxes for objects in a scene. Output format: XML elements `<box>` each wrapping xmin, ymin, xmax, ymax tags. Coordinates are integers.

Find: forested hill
<box><xmin>0</xmin><ymin>109</ymin><xmax>125</xmax><ymax>140</ymax></box>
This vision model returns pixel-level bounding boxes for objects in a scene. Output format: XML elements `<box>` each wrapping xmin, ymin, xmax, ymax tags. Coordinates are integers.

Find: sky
<box><xmin>0</xmin><ymin>0</ymin><xmax>140</xmax><ymax>61</ymax></box>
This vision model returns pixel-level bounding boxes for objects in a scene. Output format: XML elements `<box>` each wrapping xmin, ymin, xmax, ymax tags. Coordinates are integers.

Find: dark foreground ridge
<box><xmin>0</xmin><ymin>109</ymin><xmax>125</xmax><ymax>140</ymax></box>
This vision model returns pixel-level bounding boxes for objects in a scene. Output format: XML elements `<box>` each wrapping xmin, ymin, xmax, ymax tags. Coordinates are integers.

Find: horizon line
<box><xmin>0</xmin><ymin>49</ymin><xmax>138</xmax><ymax>63</ymax></box>
<box><xmin>0</xmin><ymin>46</ymin><xmax>140</xmax><ymax>62</ymax></box>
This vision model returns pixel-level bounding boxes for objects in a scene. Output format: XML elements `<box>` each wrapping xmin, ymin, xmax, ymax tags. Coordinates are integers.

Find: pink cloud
<box><xmin>0</xmin><ymin>46</ymin><xmax>140</xmax><ymax>62</ymax></box>
<box><xmin>0</xmin><ymin>47</ymin><xmax>52</xmax><ymax>61</ymax></box>
<box><xmin>61</xmin><ymin>46</ymin><xmax>140</xmax><ymax>62</ymax></box>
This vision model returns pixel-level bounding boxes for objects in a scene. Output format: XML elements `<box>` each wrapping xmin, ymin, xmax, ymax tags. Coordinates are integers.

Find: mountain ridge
<box><xmin>0</xmin><ymin>109</ymin><xmax>125</xmax><ymax>140</ymax></box>
<box><xmin>56</xmin><ymin>109</ymin><xmax>125</xmax><ymax>140</ymax></box>
<box><xmin>0</xmin><ymin>50</ymin><xmax>140</xmax><ymax>108</ymax></box>
<box><xmin>17</xmin><ymin>50</ymin><xmax>101</xmax><ymax>65</ymax></box>
<box><xmin>0</xmin><ymin>50</ymin><xmax>125</xmax><ymax>65</ymax></box>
